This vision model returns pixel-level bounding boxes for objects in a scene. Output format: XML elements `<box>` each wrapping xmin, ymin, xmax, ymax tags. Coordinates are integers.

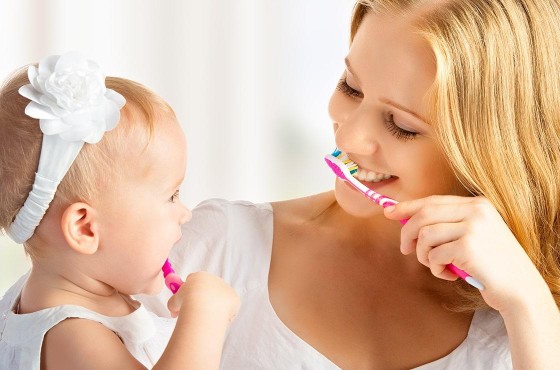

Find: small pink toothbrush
<box><xmin>324</xmin><ymin>148</ymin><xmax>484</xmax><ymax>290</ymax></box>
<box><xmin>162</xmin><ymin>259</ymin><xmax>183</xmax><ymax>294</ymax></box>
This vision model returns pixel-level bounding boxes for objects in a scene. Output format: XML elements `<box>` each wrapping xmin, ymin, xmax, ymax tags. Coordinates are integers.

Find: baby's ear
<box><xmin>60</xmin><ymin>203</ymin><xmax>99</xmax><ymax>255</ymax></box>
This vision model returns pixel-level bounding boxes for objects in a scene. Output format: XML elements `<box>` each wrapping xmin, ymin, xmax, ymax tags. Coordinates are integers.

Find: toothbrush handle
<box><xmin>380</xmin><ymin>201</ymin><xmax>485</xmax><ymax>290</ymax></box>
<box><xmin>446</xmin><ymin>265</ymin><xmax>485</xmax><ymax>290</ymax></box>
<box><xmin>165</xmin><ymin>273</ymin><xmax>183</xmax><ymax>294</ymax></box>
<box><xmin>162</xmin><ymin>259</ymin><xmax>184</xmax><ymax>294</ymax></box>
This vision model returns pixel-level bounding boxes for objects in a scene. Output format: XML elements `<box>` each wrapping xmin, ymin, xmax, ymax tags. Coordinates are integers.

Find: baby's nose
<box><xmin>180</xmin><ymin>207</ymin><xmax>192</xmax><ymax>225</ymax></box>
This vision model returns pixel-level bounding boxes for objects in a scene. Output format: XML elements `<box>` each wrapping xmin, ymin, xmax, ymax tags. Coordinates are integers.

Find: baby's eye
<box><xmin>170</xmin><ymin>190</ymin><xmax>180</xmax><ymax>203</ymax></box>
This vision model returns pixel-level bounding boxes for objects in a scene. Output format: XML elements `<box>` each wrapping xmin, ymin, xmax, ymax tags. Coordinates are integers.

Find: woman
<box><xmin>142</xmin><ymin>1</ymin><xmax>560</xmax><ymax>368</ymax></box>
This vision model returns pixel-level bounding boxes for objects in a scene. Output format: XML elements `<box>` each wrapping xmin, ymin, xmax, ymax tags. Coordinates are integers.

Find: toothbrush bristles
<box><xmin>332</xmin><ymin>149</ymin><xmax>359</xmax><ymax>175</ymax></box>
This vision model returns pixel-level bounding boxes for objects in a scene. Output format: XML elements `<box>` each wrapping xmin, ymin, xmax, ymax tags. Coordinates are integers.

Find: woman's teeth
<box><xmin>353</xmin><ymin>169</ymin><xmax>392</xmax><ymax>183</ymax></box>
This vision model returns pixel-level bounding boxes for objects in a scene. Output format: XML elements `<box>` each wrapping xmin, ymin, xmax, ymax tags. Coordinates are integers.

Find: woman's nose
<box><xmin>335</xmin><ymin>105</ymin><xmax>380</xmax><ymax>155</ymax></box>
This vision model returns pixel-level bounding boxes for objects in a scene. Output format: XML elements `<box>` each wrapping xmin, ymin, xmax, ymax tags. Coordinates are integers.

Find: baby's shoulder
<box><xmin>42</xmin><ymin>318</ymin><xmax>138</xmax><ymax>369</ymax></box>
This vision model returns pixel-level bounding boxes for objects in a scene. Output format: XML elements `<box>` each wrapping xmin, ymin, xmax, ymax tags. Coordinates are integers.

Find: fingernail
<box><xmin>385</xmin><ymin>205</ymin><xmax>395</xmax><ymax>213</ymax></box>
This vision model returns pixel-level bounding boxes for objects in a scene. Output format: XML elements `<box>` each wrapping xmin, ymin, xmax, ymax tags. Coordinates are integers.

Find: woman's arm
<box><xmin>500</xmin><ymin>278</ymin><xmax>560</xmax><ymax>369</ymax></box>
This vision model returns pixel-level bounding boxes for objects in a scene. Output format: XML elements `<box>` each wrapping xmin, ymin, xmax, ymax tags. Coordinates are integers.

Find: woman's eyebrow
<box><xmin>380</xmin><ymin>97</ymin><xmax>428</xmax><ymax>123</ymax></box>
<box><xmin>345</xmin><ymin>57</ymin><xmax>428</xmax><ymax>124</ymax></box>
<box><xmin>344</xmin><ymin>57</ymin><xmax>362</xmax><ymax>85</ymax></box>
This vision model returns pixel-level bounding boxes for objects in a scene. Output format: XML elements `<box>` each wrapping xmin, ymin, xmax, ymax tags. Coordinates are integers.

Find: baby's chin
<box><xmin>134</xmin><ymin>274</ymin><xmax>166</xmax><ymax>296</ymax></box>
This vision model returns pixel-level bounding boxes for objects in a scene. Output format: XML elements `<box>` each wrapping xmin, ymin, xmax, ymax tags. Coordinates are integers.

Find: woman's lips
<box><xmin>343</xmin><ymin>174</ymin><xmax>398</xmax><ymax>194</ymax></box>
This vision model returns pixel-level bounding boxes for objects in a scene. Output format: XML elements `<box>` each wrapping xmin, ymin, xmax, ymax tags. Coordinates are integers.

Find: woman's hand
<box><xmin>383</xmin><ymin>195</ymin><xmax>550</xmax><ymax>313</ymax></box>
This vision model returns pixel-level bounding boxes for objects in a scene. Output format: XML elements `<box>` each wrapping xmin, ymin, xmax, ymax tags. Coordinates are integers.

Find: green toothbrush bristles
<box><xmin>332</xmin><ymin>148</ymin><xmax>359</xmax><ymax>175</ymax></box>
<box><xmin>344</xmin><ymin>160</ymin><xmax>359</xmax><ymax>175</ymax></box>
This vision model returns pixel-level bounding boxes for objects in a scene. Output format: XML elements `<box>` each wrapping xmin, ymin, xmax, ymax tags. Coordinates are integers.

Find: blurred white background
<box><xmin>0</xmin><ymin>0</ymin><xmax>355</xmax><ymax>295</ymax></box>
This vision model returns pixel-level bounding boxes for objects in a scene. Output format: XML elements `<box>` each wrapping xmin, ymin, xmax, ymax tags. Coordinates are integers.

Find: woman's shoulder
<box><xmin>180</xmin><ymin>198</ymin><xmax>273</xmax><ymax>243</ymax></box>
<box><xmin>187</xmin><ymin>191</ymin><xmax>336</xmax><ymax>226</ymax></box>
<box><xmin>459</xmin><ymin>309</ymin><xmax>511</xmax><ymax>367</ymax></box>
<box><xmin>170</xmin><ymin>198</ymin><xmax>275</xmax><ymax>286</ymax></box>
<box><xmin>188</xmin><ymin>198</ymin><xmax>273</xmax><ymax>226</ymax></box>
<box><xmin>271</xmin><ymin>191</ymin><xmax>336</xmax><ymax>222</ymax></box>
<box><xmin>417</xmin><ymin>309</ymin><xmax>511</xmax><ymax>369</ymax></box>
<box><xmin>452</xmin><ymin>309</ymin><xmax>511</xmax><ymax>367</ymax></box>
<box><xmin>468</xmin><ymin>309</ymin><xmax>510</xmax><ymax>350</ymax></box>
<box><xmin>195</xmin><ymin>197</ymin><xmax>273</xmax><ymax>211</ymax></box>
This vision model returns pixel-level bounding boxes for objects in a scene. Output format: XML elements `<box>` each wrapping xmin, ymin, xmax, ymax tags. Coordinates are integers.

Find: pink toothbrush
<box><xmin>324</xmin><ymin>148</ymin><xmax>484</xmax><ymax>290</ymax></box>
<box><xmin>162</xmin><ymin>259</ymin><xmax>183</xmax><ymax>294</ymax></box>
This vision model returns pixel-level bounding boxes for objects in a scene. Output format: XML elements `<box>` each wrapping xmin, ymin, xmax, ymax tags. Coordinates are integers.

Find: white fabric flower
<box><xmin>18</xmin><ymin>51</ymin><xmax>126</xmax><ymax>143</ymax></box>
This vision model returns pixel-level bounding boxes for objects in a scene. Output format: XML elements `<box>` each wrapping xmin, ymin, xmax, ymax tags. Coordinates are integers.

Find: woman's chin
<box><xmin>334</xmin><ymin>180</ymin><xmax>385</xmax><ymax>218</ymax></box>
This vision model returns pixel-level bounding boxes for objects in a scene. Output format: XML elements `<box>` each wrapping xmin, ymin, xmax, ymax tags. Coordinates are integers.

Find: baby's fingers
<box><xmin>167</xmin><ymin>294</ymin><xmax>182</xmax><ymax>318</ymax></box>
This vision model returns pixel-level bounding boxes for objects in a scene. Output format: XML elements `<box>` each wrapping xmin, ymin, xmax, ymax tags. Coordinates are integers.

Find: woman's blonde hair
<box><xmin>0</xmin><ymin>67</ymin><xmax>174</xmax><ymax>253</ymax></box>
<box><xmin>352</xmin><ymin>0</ymin><xmax>560</xmax><ymax>310</ymax></box>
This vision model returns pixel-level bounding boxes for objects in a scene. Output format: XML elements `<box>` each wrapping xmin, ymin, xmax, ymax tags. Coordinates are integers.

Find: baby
<box><xmin>0</xmin><ymin>52</ymin><xmax>240</xmax><ymax>369</ymax></box>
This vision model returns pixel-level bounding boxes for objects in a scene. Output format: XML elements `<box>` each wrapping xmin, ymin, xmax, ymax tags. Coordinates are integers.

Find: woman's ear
<box><xmin>60</xmin><ymin>202</ymin><xmax>99</xmax><ymax>255</ymax></box>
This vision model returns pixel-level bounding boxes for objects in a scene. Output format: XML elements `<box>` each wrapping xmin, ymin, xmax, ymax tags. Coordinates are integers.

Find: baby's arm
<box><xmin>42</xmin><ymin>318</ymin><xmax>146</xmax><ymax>370</ymax></box>
<box><xmin>41</xmin><ymin>272</ymin><xmax>240</xmax><ymax>370</ymax></box>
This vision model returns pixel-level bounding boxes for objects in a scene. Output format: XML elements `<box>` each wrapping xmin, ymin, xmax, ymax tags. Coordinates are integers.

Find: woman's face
<box><xmin>329</xmin><ymin>11</ymin><xmax>470</xmax><ymax>218</ymax></box>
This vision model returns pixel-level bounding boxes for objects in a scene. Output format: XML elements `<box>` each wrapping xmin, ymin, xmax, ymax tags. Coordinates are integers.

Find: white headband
<box><xmin>7</xmin><ymin>51</ymin><xmax>125</xmax><ymax>243</ymax></box>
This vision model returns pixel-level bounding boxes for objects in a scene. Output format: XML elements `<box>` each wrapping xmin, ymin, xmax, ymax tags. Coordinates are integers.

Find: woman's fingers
<box><xmin>414</xmin><ymin>222</ymin><xmax>465</xmax><ymax>265</ymax></box>
<box><xmin>427</xmin><ymin>239</ymin><xmax>472</xmax><ymax>281</ymax></box>
<box><xmin>383</xmin><ymin>196</ymin><xmax>483</xmax><ymax>283</ymax></box>
<box><xmin>384</xmin><ymin>195</ymin><xmax>474</xmax><ymax>222</ymax></box>
<box><xmin>398</xmin><ymin>202</ymin><xmax>469</xmax><ymax>254</ymax></box>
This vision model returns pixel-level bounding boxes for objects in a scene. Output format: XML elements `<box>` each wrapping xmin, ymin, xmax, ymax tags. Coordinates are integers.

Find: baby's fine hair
<box><xmin>0</xmin><ymin>66</ymin><xmax>175</xmax><ymax>247</ymax></box>
<box><xmin>352</xmin><ymin>0</ymin><xmax>560</xmax><ymax>310</ymax></box>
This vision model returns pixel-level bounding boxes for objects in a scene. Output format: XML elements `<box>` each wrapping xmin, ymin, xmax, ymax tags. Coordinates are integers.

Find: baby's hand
<box><xmin>167</xmin><ymin>271</ymin><xmax>240</xmax><ymax>322</ymax></box>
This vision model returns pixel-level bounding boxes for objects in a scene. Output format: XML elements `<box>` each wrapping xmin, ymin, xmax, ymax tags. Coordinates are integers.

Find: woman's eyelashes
<box><xmin>384</xmin><ymin>113</ymin><xmax>418</xmax><ymax>141</ymax></box>
<box><xmin>336</xmin><ymin>78</ymin><xmax>419</xmax><ymax>141</ymax></box>
<box><xmin>337</xmin><ymin>78</ymin><xmax>363</xmax><ymax>98</ymax></box>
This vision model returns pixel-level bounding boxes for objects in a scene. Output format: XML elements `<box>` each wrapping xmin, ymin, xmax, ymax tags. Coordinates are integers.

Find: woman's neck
<box><xmin>310</xmin><ymin>192</ymin><xmax>403</xmax><ymax>250</ymax></box>
<box><xmin>284</xmin><ymin>191</ymin><xmax>445</xmax><ymax>290</ymax></box>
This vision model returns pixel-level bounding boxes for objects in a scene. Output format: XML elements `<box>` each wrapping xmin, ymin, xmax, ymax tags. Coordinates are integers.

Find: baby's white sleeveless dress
<box><xmin>0</xmin><ymin>273</ymin><xmax>175</xmax><ymax>369</ymax></box>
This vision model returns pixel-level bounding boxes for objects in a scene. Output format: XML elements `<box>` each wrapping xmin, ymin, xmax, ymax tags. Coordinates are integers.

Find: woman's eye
<box><xmin>336</xmin><ymin>77</ymin><xmax>418</xmax><ymax>141</ymax></box>
<box><xmin>384</xmin><ymin>113</ymin><xmax>418</xmax><ymax>141</ymax></box>
<box><xmin>337</xmin><ymin>78</ymin><xmax>363</xmax><ymax>98</ymax></box>
<box><xmin>170</xmin><ymin>190</ymin><xmax>180</xmax><ymax>202</ymax></box>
